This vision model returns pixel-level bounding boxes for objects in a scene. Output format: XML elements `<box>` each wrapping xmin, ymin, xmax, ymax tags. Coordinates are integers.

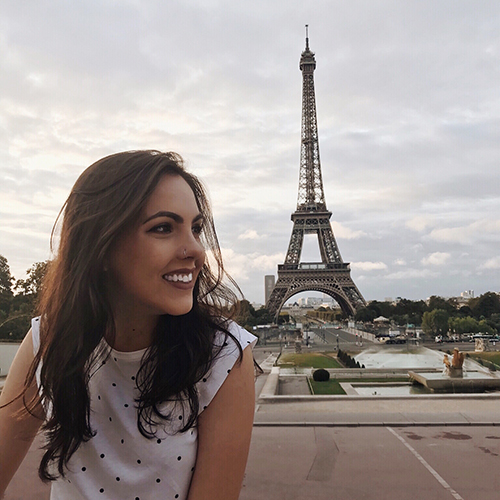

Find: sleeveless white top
<box><xmin>31</xmin><ymin>317</ymin><xmax>257</xmax><ymax>500</ymax></box>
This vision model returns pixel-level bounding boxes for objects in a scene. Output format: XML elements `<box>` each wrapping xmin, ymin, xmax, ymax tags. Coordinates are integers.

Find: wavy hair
<box><xmin>25</xmin><ymin>151</ymin><xmax>242</xmax><ymax>480</ymax></box>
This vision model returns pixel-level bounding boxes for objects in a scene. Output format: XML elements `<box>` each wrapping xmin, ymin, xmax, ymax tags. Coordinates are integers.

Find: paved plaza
<box><xmin>5</xmin><ymin>361</ymin><xmax>500</xmax><ymax>500</ymax></box>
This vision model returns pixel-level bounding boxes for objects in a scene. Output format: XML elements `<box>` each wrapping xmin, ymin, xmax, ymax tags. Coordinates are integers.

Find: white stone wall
<box><xmin>0</xmin><ymin>343</ymin><xmax>20</xmax><ymax>377</ymax></box>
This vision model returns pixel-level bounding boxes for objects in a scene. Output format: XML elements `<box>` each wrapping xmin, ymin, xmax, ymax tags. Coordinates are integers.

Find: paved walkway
<box><xmin>5</xmin><ymin>367</ymin><xmax>500</xmax><ymax>500</ymax></box>
<box><xmin>255</xmin><ymin>395</ymin><xmax>500</xmax><ymax>426</ymax></box>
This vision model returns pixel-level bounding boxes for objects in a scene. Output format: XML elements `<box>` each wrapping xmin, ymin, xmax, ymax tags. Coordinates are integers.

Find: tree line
<box><xmin>355</xmin><ymin>294</ymin><xmax>500</xmax><ymax>337</ymax></box>
<box><xmin>0</xmin><ymin>255</ymin><xmax>49</xmax><ymax>340</ymax></box>
<box><xmin>2</xmin><ymin>252</ymin><xmax>499</xmax><ymax>340</ymax></box>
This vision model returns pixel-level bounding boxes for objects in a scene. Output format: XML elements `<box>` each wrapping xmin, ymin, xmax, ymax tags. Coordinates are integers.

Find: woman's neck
<box><xmin>108</xmin><ymin>311</ymin><xmax>159</xmax><ymax>352</ymax></box>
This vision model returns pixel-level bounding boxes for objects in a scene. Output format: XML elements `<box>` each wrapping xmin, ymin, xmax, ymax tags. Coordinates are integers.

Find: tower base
<box><xmin>266</xmin><ymin>262</ymin><xmax>365</xmax><ymax>322</ymax></box>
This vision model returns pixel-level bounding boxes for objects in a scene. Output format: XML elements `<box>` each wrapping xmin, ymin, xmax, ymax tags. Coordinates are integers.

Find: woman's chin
<box><xmin>161</xmin><ymin>300</ymin><xmax>194</xmax><ymax>317</ymax></box>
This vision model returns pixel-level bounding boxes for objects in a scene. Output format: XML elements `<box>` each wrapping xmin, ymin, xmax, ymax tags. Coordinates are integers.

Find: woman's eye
<box><xmin>192</xmin><ymin>224</ymin><xmax>203</xmax><ymax>236</ymax></box>
<box><xmin>151</xmin><ymin>223</ymin><xmax>172</xmax><ymax>234</ymax></box>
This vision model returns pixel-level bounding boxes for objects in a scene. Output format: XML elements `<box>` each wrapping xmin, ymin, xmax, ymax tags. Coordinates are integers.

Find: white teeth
<box><xmin>164</xmin><ymin>273</ymin><xmax>193</xmax><ymax>283</ymax></box>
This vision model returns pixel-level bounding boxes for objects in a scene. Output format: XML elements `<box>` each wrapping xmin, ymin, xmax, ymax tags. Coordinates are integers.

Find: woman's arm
<box><xmin>187</xmin><ymin>344</ymin><xmax>255</xmax><ymax>500</ymax></box>
<box><xmin>0</xmin><ymin>330</ymin><xmax>44</xmax><ymax>498</ymax></box>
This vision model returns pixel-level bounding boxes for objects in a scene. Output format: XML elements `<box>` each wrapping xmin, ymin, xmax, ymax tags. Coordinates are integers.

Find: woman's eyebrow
<box><xmin>143</xmin><ymin>211</ymin><xmax>204</xmax><ymax>225</ymax></box>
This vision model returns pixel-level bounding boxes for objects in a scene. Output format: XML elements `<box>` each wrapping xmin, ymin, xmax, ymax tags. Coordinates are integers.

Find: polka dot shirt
<box><xmin>32</xmin><ymin>318</ymin><xmax>257</xmax><ymax>500</ymax></box>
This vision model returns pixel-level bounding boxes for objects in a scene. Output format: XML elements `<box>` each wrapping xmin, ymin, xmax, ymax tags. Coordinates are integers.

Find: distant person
<box><xmin>0</xmin><ymin>151</ymin><xmax>257</xmax><ymax>500</ymax></box>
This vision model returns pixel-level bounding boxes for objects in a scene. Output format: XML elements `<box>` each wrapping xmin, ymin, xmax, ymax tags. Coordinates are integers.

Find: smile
<box><xmin>163</xmin><ymin>272</ymin><xmax>193</xmax><ymax>283</ymax></box>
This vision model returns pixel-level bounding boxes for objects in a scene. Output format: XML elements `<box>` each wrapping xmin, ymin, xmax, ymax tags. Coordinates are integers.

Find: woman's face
<box><xmin>107</xmin><ymin>174</ymin><xmax>206</xmax><ymax>319</ymax></box>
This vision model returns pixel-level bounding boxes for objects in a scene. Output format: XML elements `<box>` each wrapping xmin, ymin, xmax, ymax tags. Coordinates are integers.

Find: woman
<box><xmin>0</xmin><ymin>150</ymin><xmax>257</xmax><ymax>500</ymax></box>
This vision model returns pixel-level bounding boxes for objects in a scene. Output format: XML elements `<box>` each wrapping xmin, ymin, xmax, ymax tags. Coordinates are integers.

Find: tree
<box><xmin>427</xmin><ymin>296</ymin><xmax>455</xmax><ymax>314</ymax></box>
<box><xmin>254</xmin><ymin>306</ymin><xmax>273</xmax><ymax>324</ymax></box>
<box><xmin>448</xmin><ymin>316</ymin><xmax>479</xmax><ymax>336</ymax></box>
<box><xmin>368</xmin><ymin>300</ymin><xmax>394</xmax><ymax>318</ymax></box>
<box><xmin>355</xmin><ymin>307</ymin><xmax>377</xmax><ymax>323</ymax></box>
<box><xmin>478</xmin><ymin>319</ymin><xmax>496</xmax><ymax>335</ymax></box>
<box><xmin>421</xmin><ymin>311</ymin><xmax>434</xmax><ymax>335</ymax></box>
<box><xmin>469</xmin><ymin>292</ymin><xmax>500</xmax><ymax>320</ymax></box>
<box><xmin>432</xmin><ymin>309</ymin><xmax>450</xmax><ymax>335</ymax></box>
<box><xmin>15</xmin><ymin>260</ymin><xmax>50</xmax><ymax>297</ymax></box>
<box><xmin>0</xmin><ymin>260</ymin><xmax>50</xmax><ymax>340</ymax></box>
<box><xmin>0</xmin><ymin>254</ymin><xmax>13</xmax><ymax>315</ymax></box>
<box><xmin>422</xmin><ymin>309</ymin><xmax>449</xmax><ymax>336</ymax></box>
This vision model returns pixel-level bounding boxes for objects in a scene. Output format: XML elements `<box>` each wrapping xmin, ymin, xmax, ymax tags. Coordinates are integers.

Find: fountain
<box><xmin>443</xmin><ymin>347</ymin><xmax>465</xmax><ymax>377</ymax></box>
<box><xmin>352</xmin><ymin>345</ymin><xmax>500</xmax><ymax>394</ymax></box>
<box><xmin>408</xmin><ymin>347</ymin><xmax>500</xmax><ymax>393</ymax></box>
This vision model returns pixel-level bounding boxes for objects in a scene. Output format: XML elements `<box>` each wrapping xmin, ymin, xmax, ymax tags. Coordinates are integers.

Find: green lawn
<box><xmin>310</xmin><ymin>379</ymin><xmax>346</xmax><ymax>395</ymax></box>
<box><xmin>309</xmin><ymin>377</ymin><xmax>409</xmax><ymax>395</ymax></box>
<box><xmin>468</xmin><ymin>352</ymin><xmax>500</xmax><ymax>368</ymax></box>
<box><xmin>278</xmin><ymin>352</ymin><xmax>343</xmax><ymax>368</ymax></box>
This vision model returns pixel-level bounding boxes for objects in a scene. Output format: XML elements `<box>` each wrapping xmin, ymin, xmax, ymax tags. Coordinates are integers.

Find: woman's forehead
<box><xmin>145</xmin><ymin>175</ymin><xmax>199</xmax><ymax>214</ymax></box>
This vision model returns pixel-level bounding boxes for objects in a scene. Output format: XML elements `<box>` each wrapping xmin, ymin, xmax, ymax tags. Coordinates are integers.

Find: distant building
<box><xmin>264</xmin><ymin>275</ymin><xmax>275</xmax><ymax>305</ymax></box>
<box><xmin>461</xmin><ymin>290</ymin><xmax>474</xmax><ymax>299</ymax></box>
<box><xmin>306</xmin><ymin>297</ymin><xmax>323</xmax><ymax>307</ymax></box>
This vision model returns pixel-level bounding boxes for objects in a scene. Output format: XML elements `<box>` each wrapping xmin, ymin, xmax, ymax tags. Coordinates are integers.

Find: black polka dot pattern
<box><xmin>42</xmin><ymin>322</ymin><xmax>255</xmax><ymax>498</ymax></box>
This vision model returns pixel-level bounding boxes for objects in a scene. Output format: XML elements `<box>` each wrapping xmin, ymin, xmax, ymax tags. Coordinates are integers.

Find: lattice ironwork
<box><xmin>297</xmin><ymin>30</ymin><xmax>325</xmax><ymax>211</ymax></box>
<box><xmin>266</xmin><ymin>28</ymin><xmax>365</xmax><ymax>321</ymax></box>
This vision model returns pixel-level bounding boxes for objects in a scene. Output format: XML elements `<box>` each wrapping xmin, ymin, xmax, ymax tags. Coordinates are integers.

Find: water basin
<box><xmin>355</xmin><ymin>346</ymin><xmax>478</xmax><ymax>370</ymax></box>
<box><xmin>352</xmin><ymin>384</ymin><xmax>431</xmax><ymax>396</ymax></box>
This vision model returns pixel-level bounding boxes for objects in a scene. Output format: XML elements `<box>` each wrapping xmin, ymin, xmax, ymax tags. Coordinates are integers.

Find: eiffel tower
<box><xmin>266</xmin><ymin>28</ymin><xmax>366</xmax><ymax>321</ymax></box>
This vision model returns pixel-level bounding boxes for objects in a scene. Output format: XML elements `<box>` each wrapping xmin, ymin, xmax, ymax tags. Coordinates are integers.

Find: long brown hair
<box><xmin>27</xmin><ymin>151</ymin><xmax>241</xmax><ymax>480</ymax></box>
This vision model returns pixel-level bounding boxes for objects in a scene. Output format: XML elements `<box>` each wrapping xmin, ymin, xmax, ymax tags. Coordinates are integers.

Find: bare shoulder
<box><xmin>187</xmin><ymin>345</ymin><xmax>255</xmax><ymax>500</ymax></box>
<box><xmin>0</xmin><ymin>329</ymin><xmax>42</xmax><ymax>497</ymax></box>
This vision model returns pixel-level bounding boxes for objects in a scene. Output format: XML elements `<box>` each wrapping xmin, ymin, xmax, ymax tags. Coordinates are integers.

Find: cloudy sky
<box><xmin>1</xmin><ymin>0</ymin><xmax>499</xmax><ymax>305</ymax></box>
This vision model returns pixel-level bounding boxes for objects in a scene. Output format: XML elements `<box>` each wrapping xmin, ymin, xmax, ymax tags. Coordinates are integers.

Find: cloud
<box><xmin>421</xmin><ymin>252</ymin><xmax>451</xmax><ymax>266</ymax></box>
<box><xmin>384</xmin><ymin>269</ymin><xmax>440</xmax><ymax>280</ymax></box>
<box><xmin>1</xmin><ymin>1</ymin><xmax>500</xmax><ymax>304</ymax></box>
<box><xmin>351</xmin><ymin>261</ymin><xmax>387</xmax><ymax>271</ymax></box>
<box><xmin>406</xmin><ymin>216</ymin><xmax>432</xmax><ymax>232</ymax></box>
<box><xmin>428</xmin><ymin>220</ymin><xmax>500</xmax><ymax>245</ymax></box>
<box><xmin>238</xmin><ymin>229</ymin><xmax>265</xmax><ymax>240</ymax></box>
<box><xmin>331</xmin><ymin>221</ymin><xmax>366</xmax><ymax>239</ymax></box>
<box><xmin>220</xmin><ymin>248</ymin><xmax>285</xmax><ymax>281</ymax></box>
<box><xmin>480</xmin><ymin>257</ymin><xmax>500</xmax><ymax>270</ymax></box>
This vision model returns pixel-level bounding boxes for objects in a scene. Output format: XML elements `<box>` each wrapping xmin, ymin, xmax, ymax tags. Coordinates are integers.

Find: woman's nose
<box><xmin>179</xmin><ymin>233</ymin><xmax>204</xmax><ymax>260</ymax></box>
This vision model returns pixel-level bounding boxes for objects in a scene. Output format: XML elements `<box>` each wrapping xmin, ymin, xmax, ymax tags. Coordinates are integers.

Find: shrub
<box><xmin>313</xmin><ymin>368</ymin><xmax>330</xmax><ymax>382</ymax></box>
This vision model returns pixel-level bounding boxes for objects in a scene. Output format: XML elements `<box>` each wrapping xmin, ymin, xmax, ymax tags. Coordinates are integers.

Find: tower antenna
<box><xmin>305</xmin><ymin>24</ymin><xmax>309</xmax><ymax>49</ymax></box>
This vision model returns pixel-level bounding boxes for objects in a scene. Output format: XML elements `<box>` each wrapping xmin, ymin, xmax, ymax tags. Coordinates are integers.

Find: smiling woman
<box><xmin>0</xmin><ymin>150</ymin><xmax>257</xmax><ymax>500</ymax></box>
